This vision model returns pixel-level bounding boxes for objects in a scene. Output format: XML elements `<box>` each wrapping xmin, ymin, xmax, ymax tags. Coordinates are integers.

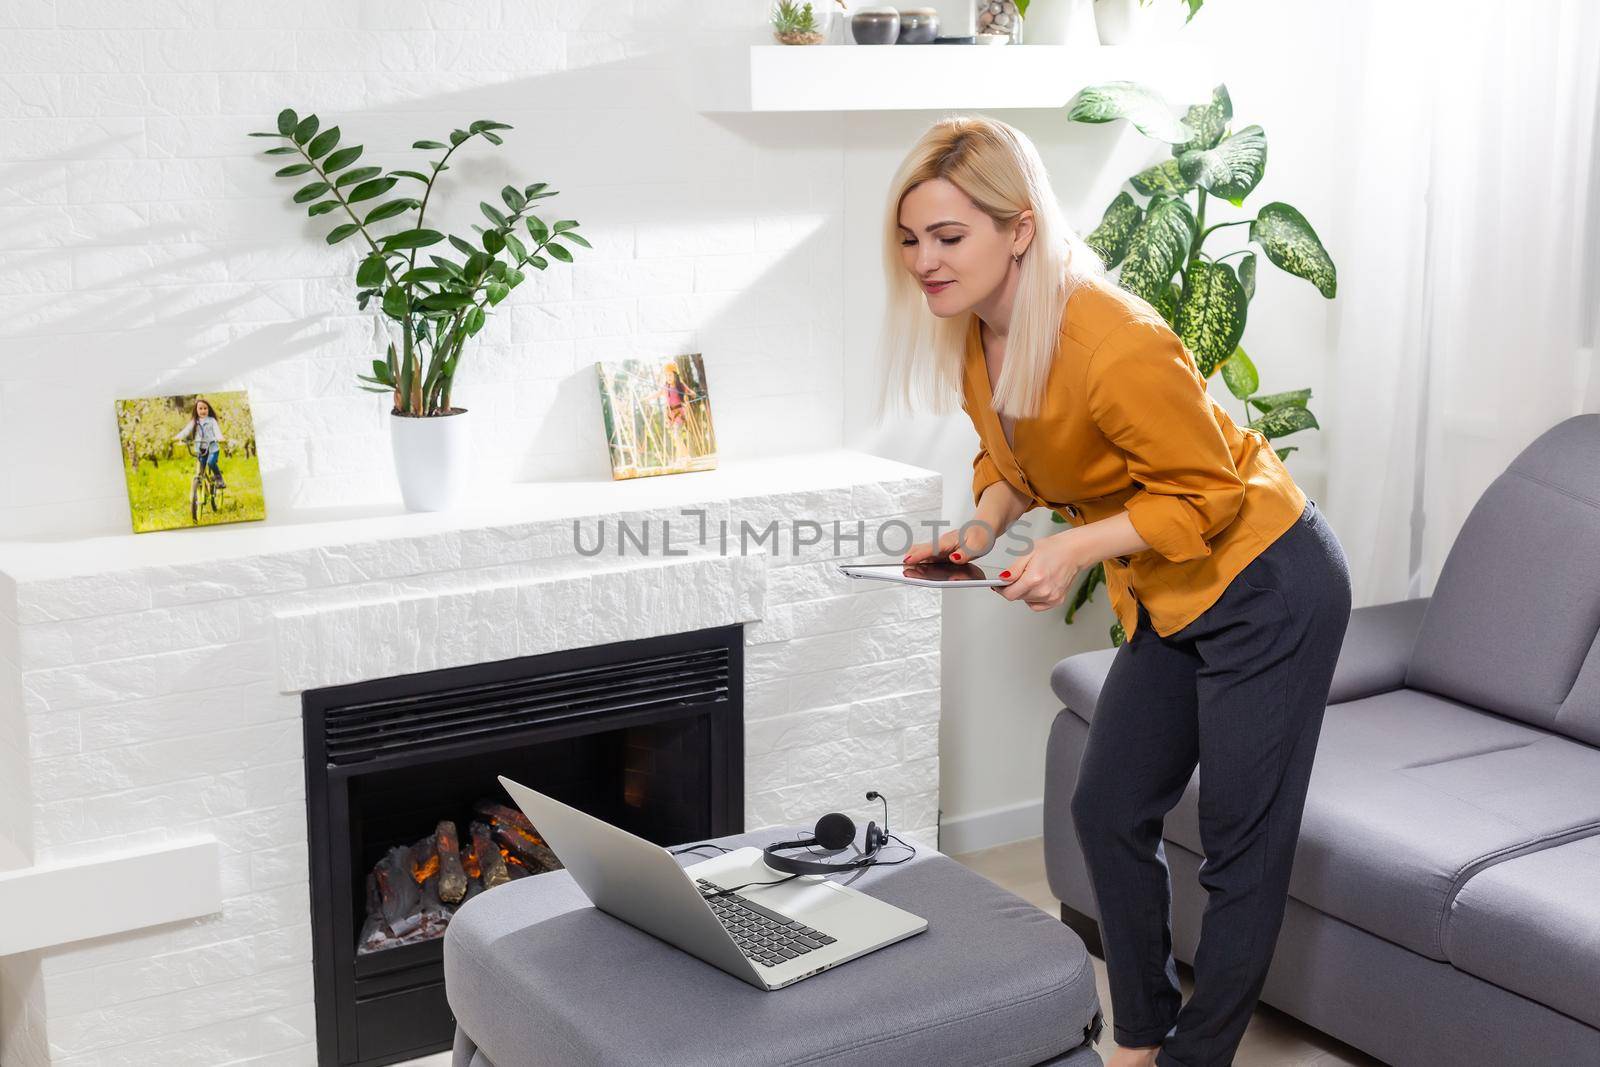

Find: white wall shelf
<box><xmin>699</xmin><ymin>43</ymin><xmax>1217</xmax><ymax>113</ymax></box>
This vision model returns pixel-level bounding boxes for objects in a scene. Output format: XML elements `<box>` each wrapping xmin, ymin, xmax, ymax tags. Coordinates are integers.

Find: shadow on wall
<box><xmin>0</xmin><ymin>12</ymin><xmax>851</xmax><ymax>540</ymax></box>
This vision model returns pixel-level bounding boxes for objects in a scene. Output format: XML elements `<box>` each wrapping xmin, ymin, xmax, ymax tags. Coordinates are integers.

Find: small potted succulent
<box><xmin>770</xmin><ymin>0</ymin><xmax>839</xmax><ymax>45</ymax></box>
<box><xmin>250</xmin><ymin>109</ymin><xmax>588</xmax><ymax>511</ymax></box>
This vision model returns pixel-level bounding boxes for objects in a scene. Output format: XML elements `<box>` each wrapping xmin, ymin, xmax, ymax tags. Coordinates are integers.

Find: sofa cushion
<box><xmin>443</xmin><ymin>828</ymin><xmax>1101</xmax><ymax>1067</ymax></box>
<box><xmin>1050</xmin><ymin>597</ymin><xmax>1433</xmax><ymax>723</ymax></box>
<box><xmin>1405</xmin><ymin>414</ymin><xmax>1600</xmax><ymax>744</ymax></box>
<box><xmin>1446</xmin><ymin>833</ymin><xmax>1600</xmax><ymax>1030</ymax></box>
<box><xmin>1157</xmin><ymin>689</ymin><xmax>1600</xmax><ymax>961</ymax></box>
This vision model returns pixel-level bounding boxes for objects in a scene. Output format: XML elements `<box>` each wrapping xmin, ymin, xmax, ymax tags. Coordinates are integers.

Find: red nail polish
<box><xmin>1000</xmin><ymin>570</ymin><xmax>1011</xmax><ymax>578</ymax></box>
<box><xmin>950</xmin><ymin>552</ymin><xmax>962</xmax><ymax>561</ymax></box>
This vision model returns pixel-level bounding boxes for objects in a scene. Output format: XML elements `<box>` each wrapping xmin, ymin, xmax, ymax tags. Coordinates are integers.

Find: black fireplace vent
<box><xmin>321</xmin><ymin>645</ymin><xmax>732</xmax><ymax>765</ymax></box>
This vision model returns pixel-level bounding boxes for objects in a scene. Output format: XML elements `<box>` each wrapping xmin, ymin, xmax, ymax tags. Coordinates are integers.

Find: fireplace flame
<box><xmin>411</xmin><ymin>853</ymin><xmax>440</xmax><ymax>884</ymax></box>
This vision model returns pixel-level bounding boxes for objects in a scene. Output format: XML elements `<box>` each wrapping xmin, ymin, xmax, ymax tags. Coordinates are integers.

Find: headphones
<box><xmin>761</xmin><ymin>791</ymin><xmax>891</xmax><ymax>877</ymax></box>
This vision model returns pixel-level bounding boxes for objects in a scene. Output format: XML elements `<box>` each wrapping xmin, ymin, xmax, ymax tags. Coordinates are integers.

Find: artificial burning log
<box><xmin>475</xmin><ymin>800</ymin><xmax>562</xmax><ymax>872</ymax></box>
<box><xmin>374</xmin><ymin>845</ymin><xmax>421</xmax><ymax>927</ymax></box>
<box><xmin>469</xmin><ymin>821</ymin><xmax>510</xmax><ymax>888</ymax></box>
<box><xmin>435</xmin><ymin>820</ymin><xmax>469</xmax><ymax>904</ymax></box>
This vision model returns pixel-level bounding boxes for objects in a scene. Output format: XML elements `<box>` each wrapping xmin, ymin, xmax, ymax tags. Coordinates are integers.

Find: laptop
<box><xmin>498</xmin><ymin>775</ymin><xmax>928</xmax><ymax>990</ymax></box>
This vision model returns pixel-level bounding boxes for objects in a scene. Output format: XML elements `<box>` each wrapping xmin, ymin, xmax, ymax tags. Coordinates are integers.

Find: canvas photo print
<box><xmin>595</xmin><ymin>353</ymin><xmax>718</xmax><ymax>480</ymax></box>
<box><xmin>115</xmin><ymin>391</ymin><xmax>266</xmax><ymax>533</ymax></box>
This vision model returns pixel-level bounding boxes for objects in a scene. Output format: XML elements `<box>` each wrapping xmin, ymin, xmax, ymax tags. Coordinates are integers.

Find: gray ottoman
<box><xmin>444</xmin><ymin>827</ymin><xmax>1104</xmax><ymax>1066</ymax></box>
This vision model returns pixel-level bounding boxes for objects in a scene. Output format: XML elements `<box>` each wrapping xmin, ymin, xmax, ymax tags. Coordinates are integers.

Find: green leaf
<box><xmin>293</xmin><ymin>181</ymin><xmax>330</xmax><ymax>204</ymax></box>
<box><xmin>370</xmin><ymin>359</ymin><xmax>393</xmax><ymax>385</ymax></box>
<box><xmin>263</xmin><ymin>146</ymin><xmax>298</xmax><ymax>156</ymax></box>
<box><xmin>546</xmin><ymin>241</ymin><xmax>572</xmax><ymax>263</ymax></box>
<box><xmin>1251</xmin><ymin>387</ymin><xmax>1312</xmax><ymax>411</ymax></box>
<box><xmin>1065</xmin><ymin>81</ymin><xmax>1196</xmax><ymax>144</ymax></box>
<box><xmin>401</xmin><ymin>266</ymin><xmax>453</xmax><ymax>284</ymax></box>
<box><xmin>1275</xmin><ymin>446</ymin><xmax>1299</xmax><ymax>462</ymax></box>
<box><xmin>485</xmin><ymin>280</ymin><xmax>510</xmax><ymax>304</ymax></box>
<box><xmin>292</xmin><ymin>114</ymin><xmax>319</xmax><ymax>145</ymax></box>
<box><xmin>356</xmin><ymin>254</ymin><xmax>388</xmax><ymax>287</ymax></box>
<box><xmin>429</xmin><ymin>256</ymin><xmax>465</xmax><ymax>277</ymax></box>
<box><xmin>420</xmin><ymin>291</ymin><xmax>473</xmax><ymax>311</ymax></box>
<box><xmin>380</xmin><ymin>228</ymin><xmax>444</xmax><ymax>251</ymax></box>
<box><xmin>504</xmin><ymin>267</ymin><xmax>525</xmax><ymax>286</ymax></box>
<box><xmin>482</xmin><ymin>131</ymin><xmax>503</xmax><ymax>146</ymax></box>
<box><xmin>482</xmin><ymin>229</ymin><xmax>505</xmax><ymax>254</ymax></box>
<box><xmin>248</xmin><ymin>131</ymin><xmax>282</xmax><ymax>138</ymax></box>
<box><xmin>1115</xmin><ymin>196</ymin><xmax>1195</xmax><ymax>306</ymax></box>
<box><xmin>307</xmin><ymin>126</ymin><xmax>340</xmax><ymax>159</ymax></box>
<box><xmin>348</xmin><ymin>176</ymin><xmax>399</xmax><ymax>203</ymax></box>
<box><xmin>1174</xmin><ymin>260</ymin><xmax>1248</xmax><ymax>377</ymax></box>
<box><xmin>481</xmin><ymin>202</ymin><xmax>508</xmax><ymax>227</ymax></box>
<box><xmin>501</xmin><ymin>185</ymin><xmax>526</xmax><ymax>211</ymax></box>
<box><xmin>412</xmin><ymin>139</ymin><xmax>447</xmax><ymax>150</ymax></box>
<box><xmin>365</xmin><ymin>199</ymin><xmax>419</xmax><ymax>224</ymax></box>
<box><xmin>1063</xmin><ymin>563</ymin><xmax>1105</xmax><ymax>624</ymax></box>
<box><xmin>382</xmin><ymin>286</ymin><xmax>409</xmax><ymax>319</ymax></box>
<box><xmin>307</xmin><ymin>200</ymin><xmax>341</xmax><ymax>216</ymax></box>
<box><xmin>449</xmin><ymin>235</ymin><xmax>478</xmax><ymax>259</ymax></box>
<box><xmin>276</xmin><ymin>108</ymin><xmax>298</xmax><ymax>136</ymax></box>
<box><xmin>561</xmin><ymin>231</ymin><xmax>591</xmax><ymax>249</ymax></box>
<box><xmin>470</xmin><ymin>120</ymin><xmax>513</xmax><ymax>133</ymax></box>
<box><xmin>504</xmin><ymin>232</ymin><xmax>528</xmax><ymax>259</ymax></box>
<box><xmin>1110</xmin><ymin>620</ymin><xmax>1126</xmax><ymax>647</ymax></box>
<box><xmin>1249</xmin><ymin>404</ymin><xmax>1319</xmax><ymax>439</ymax></box>
<box><xmin>1249</xmin><ymin>202</ymin><xmax>1337</xmax><ymax>298</ymax></box>
<box><xmin>323</xmin><ymin>145</ymin><xmax>363</xmax><ymax>172</ymax></box>
<box><xmin>528</xmin><ymin>254</ymin><xmax>548</xmax><ymax>270</ymax></box>
<box><xmin>552</xmin><ymin>220</ymin><xmax>578</xmax><ymax>233</ymax></box>
<box><xmin>1152</xmin><ymin>281</ymin><xmax>1181</xmax><ymax>326</ymax></box>
<box><xmin>1220</xmin><ymin>345</ymin><xmax>1258</xmax><ymax>400</ymax></box>
<box><xmin>335</xmin><ymin>165</ymin><xmax>382</xmax><ymax>188</ymax></box>
<box><xmin>1177</xmin><ymin>125</ymin><xmax>1267</xmax><ymax>202</ymax></box>
<box><xmin>1171</xmin><ymin>84</ymin><xmax>1233</xmax><ymax>156</ymax></box>
<box><xmin>465</xmin><ymin>306</ymin><xmax>486</xmax><ymax>335</ymax></box>
<box><xmin>449</xmin><ymin>129</ymin><xmax>469</xmax><ymax>146</ymax></box>
<box><xmin>1238</xmin><ymin>252</ymin><xmax>1257</xmax><ymax>301</ymax></box>
<box><xmin>526</xmin><ymin>216</ymin><xmax>549</xmax><ymax>242</ymax></box>
<box><xmin>1129</xmin><ymin>157</ymin><xmax>1193</xmax><ymax>198</ymax></box>
<box><xmin>274</xmin><ymin>163</ymin><xmax>313</xmax><ymax>178</ymax></box>
<box><xmin>1083</xmin><ymin>191</ymin><xmax>1143</xmax><ymax>270</ymax></box>
<box><xmin>391</xmin><ymin>169</ymin><xmax>430</xmax><ymax>182</ymax></box>
<box><xmin>326</xmin><ymin>223</ymin><xmax>359</xmax><ymax>245</ymax></box>
<box><xmin>525</xmin><ymin>182</ymin><xmax>548</xmax><ymax>197</ymax></box>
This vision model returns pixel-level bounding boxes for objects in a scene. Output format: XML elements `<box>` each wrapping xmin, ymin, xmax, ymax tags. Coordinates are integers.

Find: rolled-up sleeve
<box><xmin>972</xmin><ymin>445</ymin><xmax>1006</xmax><ymax>508</ymax></box>
<box><xmin>1086</xmin><ymin>319</ymin><xmax>1245</xmax><ymax>563</ymax></box>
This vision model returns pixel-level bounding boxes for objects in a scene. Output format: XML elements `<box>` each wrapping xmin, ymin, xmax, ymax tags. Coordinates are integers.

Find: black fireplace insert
<box><xmin>302</xmin><ymin>624</ymin><xmax>744</xmax><ymax>1067</ymax></box>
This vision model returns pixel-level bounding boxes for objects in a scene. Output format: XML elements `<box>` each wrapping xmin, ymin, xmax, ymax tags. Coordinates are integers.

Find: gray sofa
<box><xmin>1042</xmin><ymin>413</ymin><xmax>1600</xmax><ymax>1066</ymax></box>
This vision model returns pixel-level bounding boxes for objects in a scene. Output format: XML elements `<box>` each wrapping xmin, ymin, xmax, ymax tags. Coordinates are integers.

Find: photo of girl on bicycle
<box><xmin>115</xmin><ymin>390</ymin><xmax>266</xmax><ymax>533</ymax></box>
<box><xmin>595</xmin><ymin>353</ymin><xmax>718</xmax><ymax>481</ymax></box>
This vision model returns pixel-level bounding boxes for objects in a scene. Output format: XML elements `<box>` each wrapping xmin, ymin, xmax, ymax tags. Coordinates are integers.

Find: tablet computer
<box><xmin>837</xmin><ymin>560</ymin><xmax>1012</xmax><ymax>588</ymax></box>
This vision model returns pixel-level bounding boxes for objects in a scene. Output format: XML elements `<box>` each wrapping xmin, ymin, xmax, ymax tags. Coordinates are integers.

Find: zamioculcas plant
<box><xmin>1061</xmin><ymin>81</ymin><xmax>1338</xmax><ymax>646</ymax></box>
<box><xmin>248</xmin><ymin>108</ymin><xmax>589</xmax><ymax>417</ymax></box>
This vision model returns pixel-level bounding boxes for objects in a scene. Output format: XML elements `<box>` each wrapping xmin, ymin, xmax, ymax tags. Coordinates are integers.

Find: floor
<box><xmin>400</xmin><ymin>836</ymin><xmax>1384</xmax><ymax>1067</ymax></box>
<box><xmin>951</xmin><ymin>837</ymin><xmax>1385</xmax><ymax>1066</ymax></box>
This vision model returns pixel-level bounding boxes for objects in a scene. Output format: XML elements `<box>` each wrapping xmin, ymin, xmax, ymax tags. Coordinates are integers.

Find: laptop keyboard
<box><xmin>695</xmin><ymin>878</ymin><xmax>838</xmax><ymax>968</ymax></box>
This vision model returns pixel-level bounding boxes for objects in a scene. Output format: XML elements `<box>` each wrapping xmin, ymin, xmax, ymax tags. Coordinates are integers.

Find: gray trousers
<box><xmin>1069</xmin><ymin>499</ymin><xmax>1352</xmax><ymax>1067</ymax></box>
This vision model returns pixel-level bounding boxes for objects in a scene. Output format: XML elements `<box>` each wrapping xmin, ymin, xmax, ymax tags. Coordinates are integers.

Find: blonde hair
<box><xmin>879</xmin><ymin>116</ymin><xmax>1110</xmax><ymax>421</ymax></box>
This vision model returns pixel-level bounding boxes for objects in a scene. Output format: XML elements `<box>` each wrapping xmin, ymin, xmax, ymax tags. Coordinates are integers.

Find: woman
<box><xmin>174</xmin><ymin>396</ymin><xmax>227</xmax><ymax>491</ymax></box>
<box><xmin>893</xmin><ymin>117</ymin><xmax>1352</xmax><ymax>1067</ymax></box>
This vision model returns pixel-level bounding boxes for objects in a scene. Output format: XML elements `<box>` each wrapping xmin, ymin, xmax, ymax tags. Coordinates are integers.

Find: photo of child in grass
<box><xmin>595</xmin><ymin>354</ymin><xmax>718</xmax><ymax>480</ymax></box>
<box><xmin>114</xmin><ymin>391</ymin><xmax>267</xmax><ymax>533</ymax></box>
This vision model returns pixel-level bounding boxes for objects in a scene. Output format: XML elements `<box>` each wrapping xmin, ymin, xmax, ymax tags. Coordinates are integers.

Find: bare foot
<box><xmin>1106</xmin><ymin>1044</ymin><xmax>1161</xmax><ymax>1067</ymax></box>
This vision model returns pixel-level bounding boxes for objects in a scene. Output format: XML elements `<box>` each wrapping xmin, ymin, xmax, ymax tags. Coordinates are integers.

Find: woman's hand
<box><xmin>903</xmin><ymin>521</ymin><xmax>997</xmax><ymax>566</ymax></box>
<box><xmin>992</xmin><ymin>529</ymin><xmax>1086</xmax><ymax>612</ymax></box>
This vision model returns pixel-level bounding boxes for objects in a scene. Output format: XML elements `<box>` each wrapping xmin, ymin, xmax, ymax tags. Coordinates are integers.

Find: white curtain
<box><xmin>1323</xmin><ymin>0</ymin><xmax>1600</xmax><ymax>604</ymax></box>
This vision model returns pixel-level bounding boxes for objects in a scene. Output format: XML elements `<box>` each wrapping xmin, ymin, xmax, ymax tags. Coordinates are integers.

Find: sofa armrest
<box><xmin>1327</xmin><ymin>597</ymin><xmax>1431</xmax><ymax>704</ymax></box>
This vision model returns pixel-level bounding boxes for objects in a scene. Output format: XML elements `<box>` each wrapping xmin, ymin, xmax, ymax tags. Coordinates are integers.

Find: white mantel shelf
<box><xmin>699</xmin><ymin>42</ymin><xmax>1219</xmax><ymax>113</ymax></box>
<box><xmin>0</xmin><ymin>449</ymin><xmax>931</xmax><ymax>588</ymax></box>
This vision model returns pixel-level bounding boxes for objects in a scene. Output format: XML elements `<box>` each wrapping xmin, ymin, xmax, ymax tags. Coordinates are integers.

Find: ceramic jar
<box><xmin>851</xmin><ymin>5</ymin><xmax>901</xmax><ymax>44</ymax></box>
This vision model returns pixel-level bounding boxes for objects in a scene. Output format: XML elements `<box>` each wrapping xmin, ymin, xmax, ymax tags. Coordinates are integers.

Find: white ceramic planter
<box><xmin>1025</xmin><ymin>0</ymin><xmax>1098</xmax><ymax>47</ymax></box>
<box><xmin>1094</xmin><ymin>0</ymin><xmax>1160</xmax><ymax>44</ymax></box>
<box><xmin>389</xmin><ymin>408</ymin><xmax>472</xmax><ymax>512</ymax></box>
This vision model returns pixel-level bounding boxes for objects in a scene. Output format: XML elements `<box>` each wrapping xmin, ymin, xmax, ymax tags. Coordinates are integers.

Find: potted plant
<box><xmin>1094</xmin><ymin>0</ymin><xmax>1204</xmax><ymax>44</ymax></box>
<box><xmin>1062</xmin><ymin>82</ymin><xmax>1336</xmax><ymax>645</ymax></box>
<box><xmin>1015</xmin><ymin>0</ymin><xmax>1100</xmax><ymax>47</ymax></box>
<box><xmin>250</xmin><ymin>109</ymin><xmax>588</xmax><ymax>512</ymax></box>
<box><xmin>770</xmin><ymin>0</ymin><xmax>834</xmax><ymax>44</ymax></box>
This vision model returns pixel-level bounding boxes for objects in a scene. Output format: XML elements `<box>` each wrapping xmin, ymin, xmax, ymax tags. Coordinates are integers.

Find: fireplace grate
<box><xmin>321</xmin><ymin>646</ymin><xmax>732</xmax><ymax>765</ymax></box>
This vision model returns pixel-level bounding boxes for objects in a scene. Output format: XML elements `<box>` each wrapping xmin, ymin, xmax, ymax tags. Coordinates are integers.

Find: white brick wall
<box><xmin>0</xmin><ymin>0</ymin><xmax>846</xmax><ymax>539</ymax></box>
<box><xmin>0</xmin><ymin>458</ymin><xmax>943</xmax><ymax>1063</ymax></box>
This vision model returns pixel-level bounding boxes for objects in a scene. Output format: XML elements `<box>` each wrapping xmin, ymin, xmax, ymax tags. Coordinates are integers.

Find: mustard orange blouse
<box><xmin>961</xmin><ymin>276</ymin><xmax>1308</xmax><ymax>640</ymax></box>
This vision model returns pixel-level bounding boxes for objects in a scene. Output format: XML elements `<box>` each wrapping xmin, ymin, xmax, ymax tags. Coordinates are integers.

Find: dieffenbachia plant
<box><xmin>250</xmin><ymin>109</ymin><xmax>588</xmax><ymax>416</ymax></box>
<box><xmin>1062</xmin><ymin>82</ymin><xmax>1337</xmax><ymax>645</ymax></box>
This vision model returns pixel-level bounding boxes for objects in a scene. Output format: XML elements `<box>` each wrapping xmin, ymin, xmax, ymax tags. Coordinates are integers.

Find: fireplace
<box><xmin>302</xmin><ymin>624</ymin><xmax>745</xmax><ymax>1067</ymax></box>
